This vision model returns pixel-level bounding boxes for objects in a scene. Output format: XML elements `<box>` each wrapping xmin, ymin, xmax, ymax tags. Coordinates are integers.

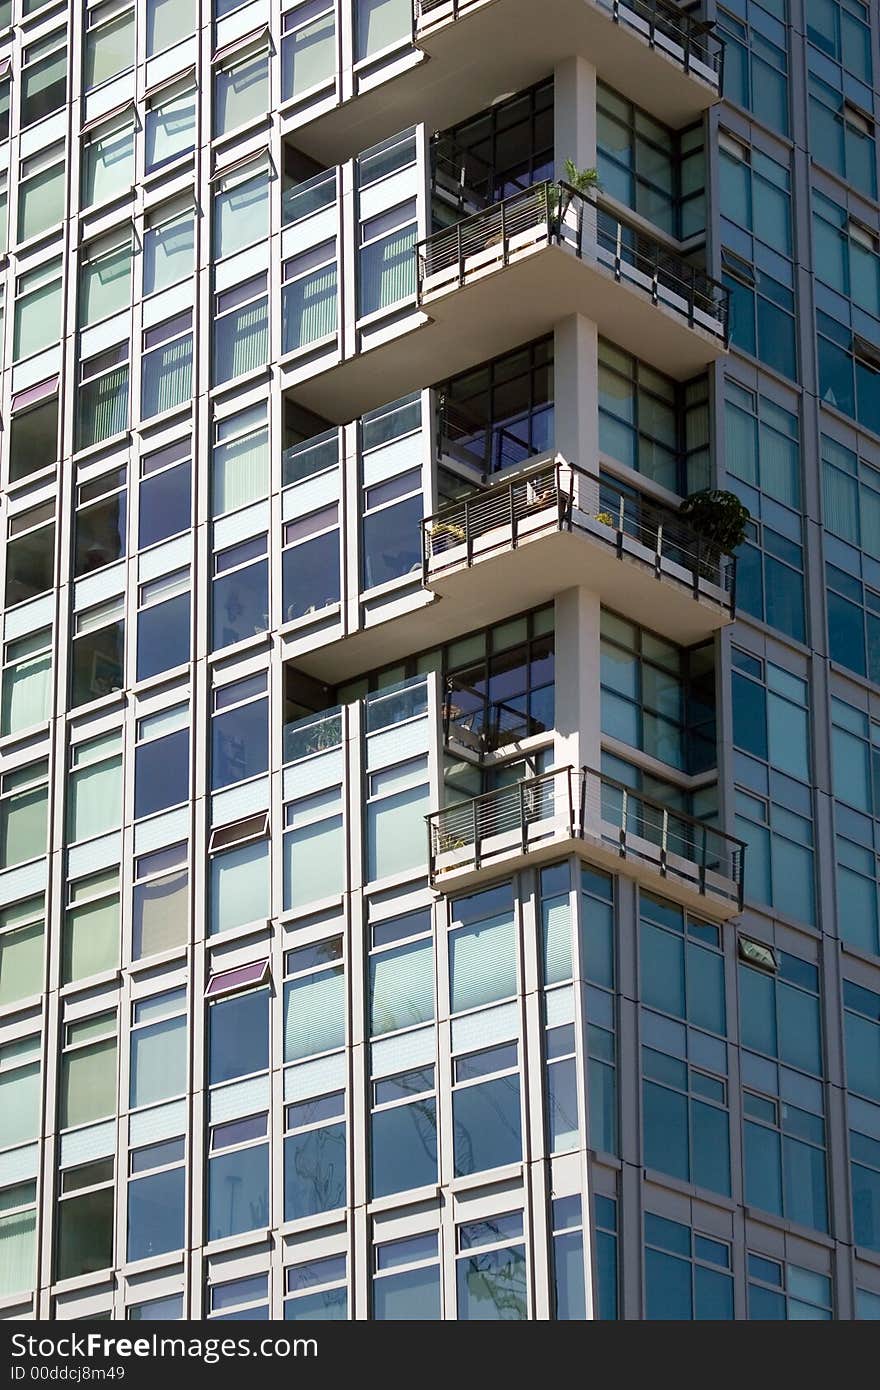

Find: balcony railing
<box><xmin>282</xmin><ymin>168</ymin><xmax>337</xmax><ymax>228</ymax></box>
<box><xmin>427</xmin><ymin>765</ymin><xmax>745</xmax><ymax>909</ymax></box>
<box><xmin>421</xmin><ymin>458</ymin><xmax>737</xmax><ymax>611</ymax></box>
<box><xmin>416</xmin><ymin>182</ymin><xmax>729</xmax><ymax>345</ymax></box>
<box><xmin>283</xmin><ymin>706</ymin><xmax>343</xmax><ymax>763</ymax></box>
<box><xmin>414</xmin><ymin>0</ymin><xmax>724</xmax><ymax>86</ymax></box>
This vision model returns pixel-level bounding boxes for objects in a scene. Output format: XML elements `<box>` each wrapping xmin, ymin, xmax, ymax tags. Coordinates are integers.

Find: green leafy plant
<box><xmin>550</xmin><ymin>159</ymin><xmax>601</xmax><ymax>223</ymax></box>
<box><xmin>594</xmin><ymin>510</ymin><xmax>615</xmax><ymax>527</ymax></box>
<box><xmin>678</xmin><ymin>489</ymin><xmax>751</xmax><ymax>556</ymax></box>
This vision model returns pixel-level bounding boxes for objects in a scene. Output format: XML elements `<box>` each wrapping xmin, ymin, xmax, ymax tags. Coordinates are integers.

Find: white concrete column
<box><xmin>553</xmin><ymin>54</ymin><xmax>598</xmax><ymax>175</ymax></box>
<box><xmin>554</xmin><ymin>312</ymin><xmax>599</xmax><ymax>468</ymax></box>
<box><xmin>553</xmin><ymin>585</ymin><xmax>602</xmax><ymax>773</ymax></box>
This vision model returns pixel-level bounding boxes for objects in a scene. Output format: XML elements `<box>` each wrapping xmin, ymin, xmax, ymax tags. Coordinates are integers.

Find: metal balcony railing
<box><xmin>414</xmin><ymin>0</ymin><xmax>724</xmax><ymax>85</ymax></box>
<box><xmin>421</xmin><ymin>458</ymin><xmax>737</xmax><ymax>612</ymax></box>
<box><xmin>426</xmin><ymin>765</ymin><xmax>745</xmax><ymax>909</ymax></box>
<box><xmin>416</xmin><ymin>182</ymin><xmax>729</xmax><ymax>343</ymax></box>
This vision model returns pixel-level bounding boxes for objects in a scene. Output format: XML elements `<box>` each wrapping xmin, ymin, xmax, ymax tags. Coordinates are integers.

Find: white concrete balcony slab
<box><xmin>427</xmin><ymin>765</ymin><xmax>746</xmax><ymax>920</ymax></box>
<box><xmin>415</xmin><ymin>0</ymin><xmax>723</xmax><ymax>127</ymax></box>
<box><xmin>422</xmin><ymin>458</ymin><xmax>736</xmax><ymax>648</ymax></box>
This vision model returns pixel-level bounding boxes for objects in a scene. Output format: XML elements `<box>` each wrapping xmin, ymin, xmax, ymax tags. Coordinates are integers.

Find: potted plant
<box><xmin>550</xmin><ymin>159</ymin><xmax>601</xmax><ymax>231</ymax></box>
<box><xmin>594</xmin><ymin>510</ymin><xmax>615</xmax><ymax>527</ymax></box>
<box><xmin>429</xmin><ymin>518</ymin><xmax>468</xmax><ymax>552</ymax></box>
<box><xmin>677</xmin><ymin>488</ymin><xmax>751</xmax><ymax>574</ymax></box>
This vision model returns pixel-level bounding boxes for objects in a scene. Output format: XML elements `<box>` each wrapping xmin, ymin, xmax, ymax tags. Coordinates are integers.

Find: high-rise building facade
<box><xmin>0</xmin><ymin>0</ymin><xmax>878</xmax><ymax>1324</ymax></box>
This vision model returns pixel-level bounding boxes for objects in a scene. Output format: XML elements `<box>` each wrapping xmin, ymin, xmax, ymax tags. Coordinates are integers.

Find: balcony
<box><xmin>427</xmin><ymin>765</ymin><xmax>745</xmax><ymax>918</ymax></box>
<box><xmin>422</xmin><ymin>458</ymin><xmax>735</xmax><ymax>646</ymax></box>
<box><xmin>414</xmin><ymin>0</ymin><xmax>723</xmax><ymax>128</ymax></box>
<box><xmin>417</xmin><ymin>184</ymin><xmax>728</xmax><ymax>380</ymax></box>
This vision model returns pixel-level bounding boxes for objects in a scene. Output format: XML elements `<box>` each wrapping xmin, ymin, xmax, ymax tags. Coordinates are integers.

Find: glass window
<box><xmin>60</xmin><ymin>1012</ymin><xmax>117</xmax><ymax>1129</ymax></box>
<box><xmin>0</xmin><ymin>1035</ymin><xmax>42</xmax><ymax>1151</ymax></box>
<box><xmin>147</xmin><ymin>0</ymin><xmax>195</xmax><ymax>57</ymax></box>
<box><xmin>212</xmin><ymin>532</ymin><xmax>269</xmax><ymax>648</ymax></box>
<box><xmin>644</xmin><ymin>1213</ymin><xmax>733</xmax><ymax>1319</ymax></box>
<box><xmin>209</xmin><ymin>988</ymin><xmax>269</xmax><ymax>1085</ymax></box>
<box><xmin>356</xmin><ymin>0</ymin><xmax>411</xmax><ymax>61</ymax></box>
<box><xmin>136</xmin><ymin>570</ymin><xmax>191</xmax><ymax>681</ymax></box>
<box><xmin>371</xmin><ymin>1064</ymin><xmax>437</xmax><ymax>1198</ymax></box>
<box><xmin>211</xmin><ymin>674</ymin><xmax>268</xmax><ymax>789</ymax></box>
<box><xmin>127</xmin><ymin>1139</ymin><xmax>185</xmax><ymax>1263</ymax></box>
<box><xmin>20</xmin><ymin>30</ymin><xmax>67</xmax><ymax>129</ymax></box>
<box><xmin>84</xmin><ymin>2</ymin><xmax>134</xmax><ymax>90</ymax></box>
<box><xmin>210</xmin><ymin>835</ymin><xmax>270</xmax><ymax>936</ymax></box>
<box><xmin>284</xmin><ymin>1093</ymin><xmax>346</xmax><ymax>1222</ymax></box>
<box><xmin>141</xmin><ymin>313</ymin><xmax>193</xmax><ymax>419</ymax></box>
<box><xmin>453</xmin><ymin>1040</ymin><xmax>522</xmax><ymax>1176</ymax></box>
<box><xmin>79</xmin><ymin>234</ymin><xmax>132</xmax><ymax>326</ymax></box>
<box><xmin>81</xmin><ymin>113</ymin><xmax>135</xmax><ymax>210</ymax></box>
<box><xmin>76</xmin><ymin>343</ymin><xmax>130</xmax><ymax>450</ymax></box>
<box><xmin>282</xmin><ymin>2</ymin><xmax>336</xmax><ymax>101</ymax></box>
<box><xmin>144</xmin><ymin>205</ymin><xmax>195</xmax><ymax>296</ymax></box>
<box><xmin>358</xmin><ymin>200</ymin><xmax>417</xmax><ymax>318</ymax></box>
<box><xmin>10</xmin><ymin>388</ymin><xmax>60</xmax><ymax>483</ymax></box>
<box><xmin>67</xmin><ymin>730</ymin><xmax>122</xmax><ymax>844</ymax></box>
<box><xmin>286</xmin><ymin>1255</ymin><xmax>347</xmax><ymax>1322</ymax></box>
<box><xmin>56</xmin><ymin>1162</ymin><xmax>114</xmax><ymax>1280</ymax></box>
<box><xmin>17</xmin><ymin>144</ymin><xmax>65</xmax><ymax>243</ymax></box>
<box><xmin>212</xmin><ymin>404</ymin><xmax>269</xmax><ymax>516</ymax></box>
<box><xmin>456</xmin><ymin>1213</ymin><xmax>527</xmax><ymax>1320</ymax></box>
<box><xmin>5</xmin><ymin>502</ymin><xmax>55</xmax><ymax>608</ymax></box>
<box><xmin>0</xmin><ymin>763</ymin><xmax>49</xmax><ymax>870</ymax></box>
<box><xmin>718</xmin><ymin>0</ymin><xmax>789</xmax><ymax>135</ymax></box>
<box><xmin>212</xmin><ymin>275</ymin><xmax>269</xmax><ymax>386</ymax></box>
<box><xmin>132</xmin><ymin>842</ymin><xmax>189</xmax><ymax>960</ymax></box>
<box><xmin>135</xmin><ymin>707</ymin><xmax>189</xmax><ymax>818</ymax></box>
<box><xmin>130</xmin><ymin>989</ymin><xmax>187</xmax><ymax>1108</ymax></box>
<box><xmin>2</xmin><ymin>628</ymin><xmax>52</xmax><ymax>737</ymax></box>
<box><xmin>282</xmin><ymin>241</ymin><xmax>338</xmax><ymax>353</ymax></box>
<box><xmin>145</xmin><ymin>80</ymin><xmax>196</xmax><ymax>172</ymax></box>
<box><xmin>139</xmin><ymin>438</ymin><xmax>192</xmax><ymax>549</ymax></box>
<box><xmin>63</xmin><ymin>868</ymin><xmax>119</xmax><ymax>984</ymax></box>
<box><xmin>281</xmin><ymin>504</ymin><xmax>340</xmax><ymax>622</ymax></box>
<box><xmin>214</xmin><ymin>46</ymin><xmax>269</xmax><ymax>137</ymax></box>
<box><xmin>214</xmin><ymin>166</ymin><xmax>269</xmax><ymax>261</ymax></box>
<box><xmin>0</xmin><ymin>1183</ymin><xmax>37</xmax><ymax>1297</ymax></box>
<box><xmin>13</xmin><ymin>258</ymin><xmax>62</xmax><ymax>362</ymax></box>
<box><xmin>373</xmin><ymin>1234</ymin><xmax>440</xmax><ymax>1320</ymax></box>
<box><xmin>70</xmin><ymin>597</ymin><xmax>125</xmax><ymax>706</ymax></box>
<box><xmin>74</xmin><ymin>466</ymin><xmax>126</xmax><ymax>576</ymax></box>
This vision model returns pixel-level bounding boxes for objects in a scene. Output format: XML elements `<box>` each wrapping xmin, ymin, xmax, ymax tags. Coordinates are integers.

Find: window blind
<box><xmin>450</xmin><ymin>914</ymin><xmax>518</xmax><ymax>1014</ymax></box>
<box><xmin>370</xmin><ymin>939</ymin><xmax>434</xmax><ymax>1036</ymax></box>
<box><xmin>284</xmin><ymin>968</ymin><xmax>345</xmax><ymax>1061</ymax></box>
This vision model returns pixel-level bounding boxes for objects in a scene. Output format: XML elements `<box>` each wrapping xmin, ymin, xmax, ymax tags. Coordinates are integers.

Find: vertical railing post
<box><xmin>616</xmin><ymin>492</ymin><xmax>625</xmax><ymax>559</ymax></box>
<box><xmin>473</xmin><ymin>798</ymin><xmax>480</xmax><ymax>871</ymax></box>
<box><xmin>698</xmin><ymin>822</ymin><xmax>707</xmax><ymax>898</ymax></box>
<box><xmin>660</xmin><ymin>807</ymin><xmax>669</xmax><ymax>879</ymax></box>
<box><xmin>579</xmin><ymin>767</ymin><xmax>587</xmax><ymax>838</ymax></box>
<box><xmin>510</xmin><ymin>478</ymin><xmax>518</xmax><ymax>547</ymax></box>
<box><xmin>655</xmin><ymin>520</ymin><xmax>663</xmax><ymax>578</ymax></box>
<box><xmin>693</xmin><ymin>533</ymin><xmax>701</xmax><ymax>599</ymax></box>
<box><xmin>619</xmin><ymin>788</ymin><xmax>628</xmax><ymax>859</ymax></box>
<box><xmin>519</xmin><ymin>781</ymin><xmax>528</xmax><ymax>855</ymax></box>
<box><xmin>457</xmin><ymin>219</ymin><xmax>463</xmax><ymax>288</ymax></box>
<box><xmin>465</xmin><ymin>497</ymin><xmax>474</xmax><ymax>567</ymax></box>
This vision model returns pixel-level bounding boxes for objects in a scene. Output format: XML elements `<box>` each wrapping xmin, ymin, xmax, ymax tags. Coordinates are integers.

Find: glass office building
<box><xmin>0</xmin><ymin>0</ymin><xmax>878</xmax><ymax>1322</ymax></box>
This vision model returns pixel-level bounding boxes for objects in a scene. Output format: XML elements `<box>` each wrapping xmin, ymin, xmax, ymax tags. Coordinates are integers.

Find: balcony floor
<box><xmin>431</xmin><ymin>823</ymin><xmax>741</xmax><ymax>921</ymax></box>
<box><xmin>286</xmin><ymin>234</ymin><xmax>724</xmax><ymax>423</ymax></box>
<box><xmin>427</xmin><ymin>510</ymin><xmax>732</xmax><ymax>645</ymax></box>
